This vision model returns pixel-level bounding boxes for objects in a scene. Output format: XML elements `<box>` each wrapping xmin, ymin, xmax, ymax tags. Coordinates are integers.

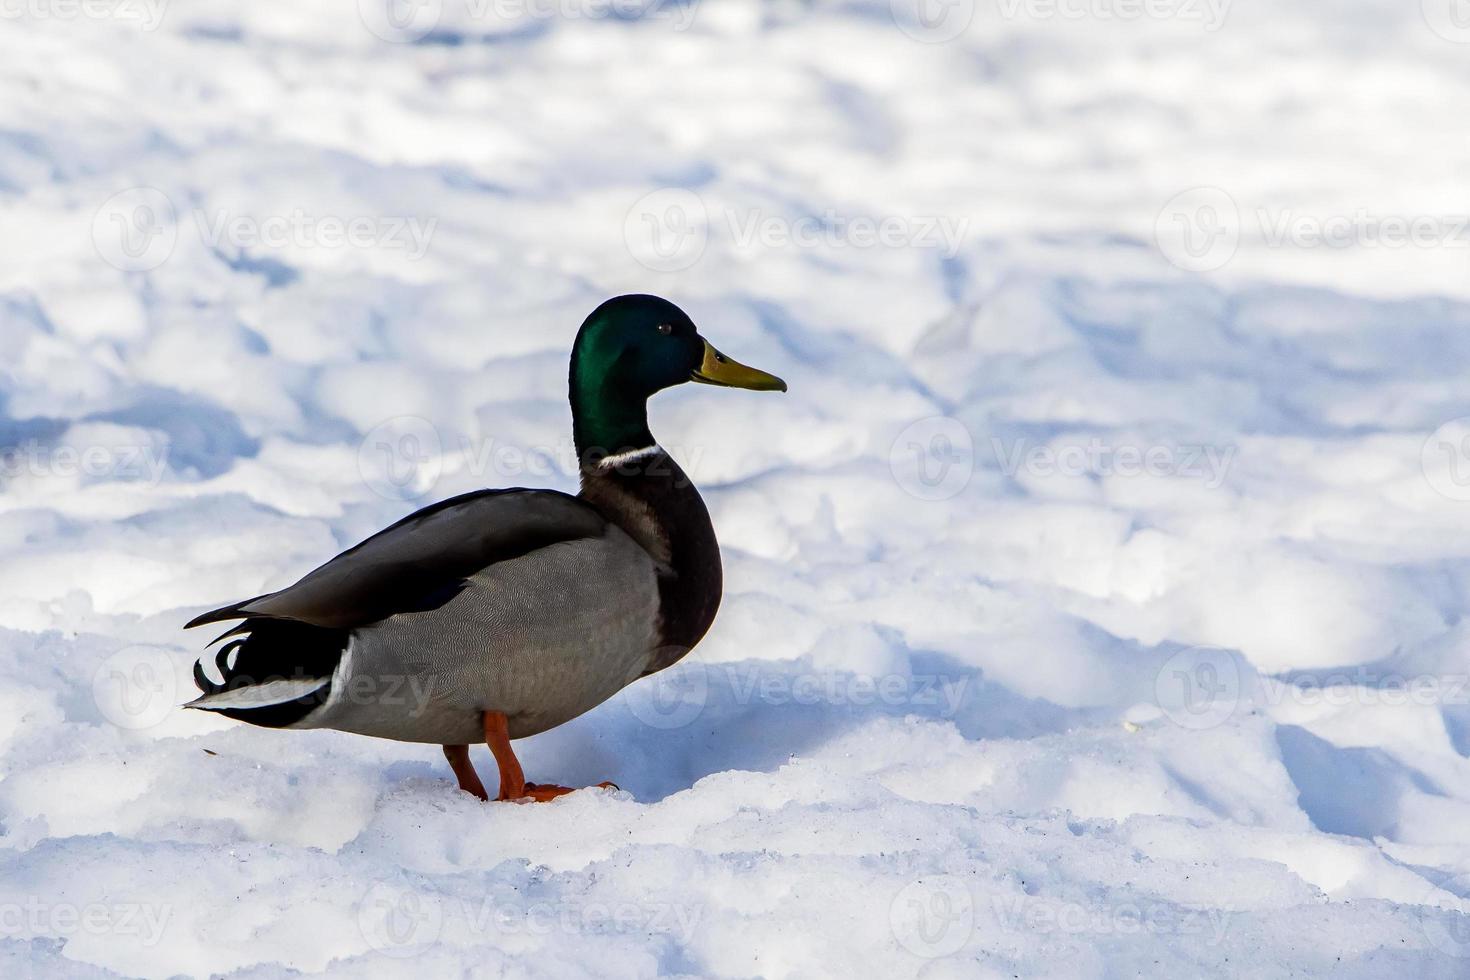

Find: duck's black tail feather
<box><xmin>188</xmin><ymin>619</ymin><xmax>349</xmax><ymax>728</ymax></box>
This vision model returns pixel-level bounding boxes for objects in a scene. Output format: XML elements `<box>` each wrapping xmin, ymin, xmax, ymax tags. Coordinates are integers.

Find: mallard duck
<box><xmin>184</xmin><ymin>294</ymin><xmax>786</xmax><ymax>802</ymax></box>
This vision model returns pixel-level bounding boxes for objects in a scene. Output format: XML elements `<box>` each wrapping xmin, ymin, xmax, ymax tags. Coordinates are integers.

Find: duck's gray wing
<box><xmin>185</xmin><ymin>489</ymin><xmax>610</xmax><ymax>630</ymax></box>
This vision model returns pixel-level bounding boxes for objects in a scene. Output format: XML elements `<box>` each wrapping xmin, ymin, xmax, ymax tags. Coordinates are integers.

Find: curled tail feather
<box><xmin>187</xmin><ymin>619</ymin><xmax>348</xmax><ymax>729</ymax></box>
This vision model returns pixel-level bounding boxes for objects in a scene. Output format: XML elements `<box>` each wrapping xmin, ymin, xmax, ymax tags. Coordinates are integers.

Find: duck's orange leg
<box><xmin>442</xmin><ymin>744</ymin><xmax>489</xmax><ymax>801</ymax></box>
<box><xmin>483</xmin><ymin>710</ymin><xmax>529</xmax><ymax>800</ymax></box>
<box><xmin>482</xmin><ymin>711</ymin><xmax>618</xmax><ymax>803</ymax></box>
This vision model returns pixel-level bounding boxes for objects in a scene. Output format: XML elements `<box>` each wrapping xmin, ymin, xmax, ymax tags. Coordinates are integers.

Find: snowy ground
<box><xmin>1</xmin><ymin>0</ymin><xmax>1470</xmax><ymax>976</ymax></box>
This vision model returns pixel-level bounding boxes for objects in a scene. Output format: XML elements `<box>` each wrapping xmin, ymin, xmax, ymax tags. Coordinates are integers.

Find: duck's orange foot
<box><xmin>516</xmin><ymin>781</ymin><xmax>619</xmax><ymax>803</ymax></box>
<box><xmin>481</xmin><ymin>711</ymin><xmax>620</xmax><ymax>803</ymax></box>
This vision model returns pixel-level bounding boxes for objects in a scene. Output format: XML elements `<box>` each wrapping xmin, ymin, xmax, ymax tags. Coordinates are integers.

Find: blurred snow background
<box><xmin>2</xmin><ymin>0</ymin><xmax>1470</xmax><ymax>976</ymax></box>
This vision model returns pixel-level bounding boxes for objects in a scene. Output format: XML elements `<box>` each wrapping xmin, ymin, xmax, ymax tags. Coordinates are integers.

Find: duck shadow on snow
<box><xmin>510</xmin><ymin>651</ymin><xmax>1095</xmax><ymax>803</ymax></box>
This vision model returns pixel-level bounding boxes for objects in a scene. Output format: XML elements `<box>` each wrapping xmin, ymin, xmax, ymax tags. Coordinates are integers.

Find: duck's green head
<box><xmin>569</xmin><ymin>294</ymin><xmax>786</xmax><ymax>460</ymax></box>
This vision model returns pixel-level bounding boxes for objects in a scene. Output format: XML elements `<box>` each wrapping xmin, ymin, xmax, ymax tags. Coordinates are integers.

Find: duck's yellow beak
<box><xmin>690</xmin><ymin>339</ymin><xmax>787</xmax><ymax>392</ymax></box>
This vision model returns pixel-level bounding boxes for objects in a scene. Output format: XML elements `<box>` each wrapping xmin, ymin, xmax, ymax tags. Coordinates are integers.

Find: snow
<box><xmin>2</xmin><ymin>0</ymin><xmax>1470</xmax><ymax>976</ymax></box>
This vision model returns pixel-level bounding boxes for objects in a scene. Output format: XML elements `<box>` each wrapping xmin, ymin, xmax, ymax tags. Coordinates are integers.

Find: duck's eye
<box><xmin>657</xmin><ymin>323</ymin><xmax>673</xmax><ymax>336</ymax></box>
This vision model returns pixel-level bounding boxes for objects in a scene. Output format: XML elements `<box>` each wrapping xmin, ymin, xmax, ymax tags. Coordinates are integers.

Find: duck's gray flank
<box><xmin>186</xmin><ymin>488</ymin><xmax>663</xmax><ymax>740</ymax></box>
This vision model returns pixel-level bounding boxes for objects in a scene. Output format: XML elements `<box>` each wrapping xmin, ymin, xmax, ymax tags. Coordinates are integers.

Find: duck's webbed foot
<box><xmin>482</xmin><ymin>711</ymin><xmax>619</xmax><ymax>803</ymax></box>
<box><xmin>520</xmin><ymin>781</ymin><xmax>620</xmax><ymax>802</ymax></box>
